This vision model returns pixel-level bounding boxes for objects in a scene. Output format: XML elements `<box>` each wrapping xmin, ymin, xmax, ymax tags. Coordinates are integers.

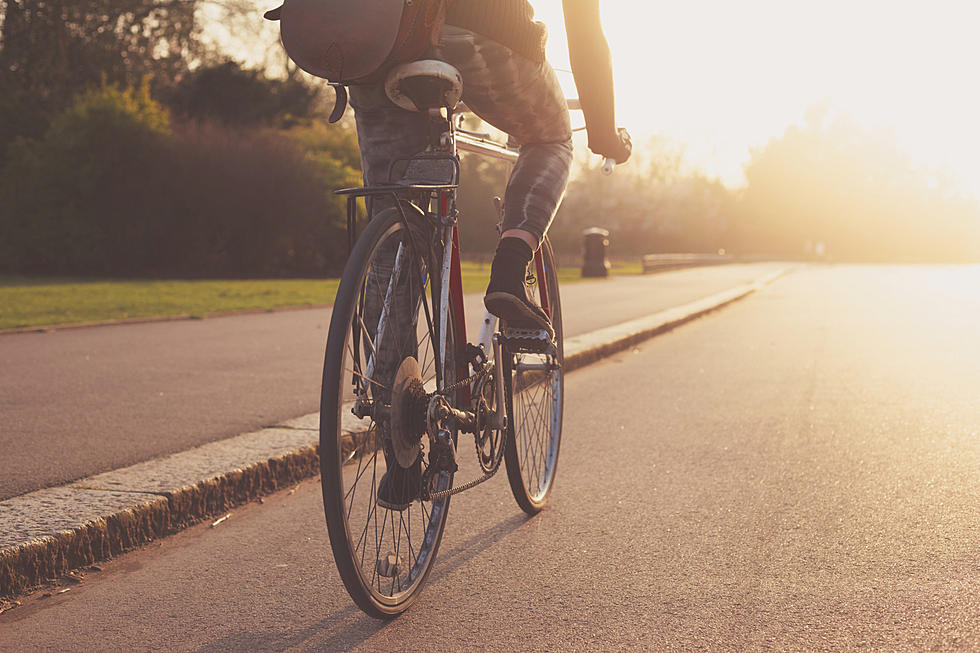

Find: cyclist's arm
<box><xmin>562</xmin><ymin>0</ymin><xmax>630</xmax><ymax>163</ymax></box>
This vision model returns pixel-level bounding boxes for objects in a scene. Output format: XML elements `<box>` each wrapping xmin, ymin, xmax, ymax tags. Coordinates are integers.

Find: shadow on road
<box><xmin>192</xmin><ymin>510</ymin><xmax>531</xmax><ymax>651</ymax></box>
<box><xmin>426</xmin><ymin>511</ymin><xmax>530</xmax><ymax>586</ymax></box>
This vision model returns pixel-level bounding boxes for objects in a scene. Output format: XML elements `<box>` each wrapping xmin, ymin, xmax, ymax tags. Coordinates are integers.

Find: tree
<box><xmin>549</xmin><ymin>136</ymin><xmax>734</xmax><ymax>258</ymax></box>
<box><xmin>0</xmin><ymin>80</ymin><xmax>173</xmax><ymax>273</ymax></box>
<box><xmin>167</xmin><ymin>61</ymin><xmax>320</xmax><ymax>126</ymax></box>
<box><xmin>737</xmin><ymin>106</ymin><xmax>980</xmax><ymax>262</ymax></box>
<box><xmin>0</xmin><ymin>0</ymin><xmax>199</xmax><ymax>155</ymax></box>
<box><xmin>0</xmin><ymin>80</ymin><xmax>360</xmax><ymax>277</ymax></box>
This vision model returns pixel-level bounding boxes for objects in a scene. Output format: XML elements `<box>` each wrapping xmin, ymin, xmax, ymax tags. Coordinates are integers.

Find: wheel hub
<box><xmin>390</xmin><ymin>356</ymin><xmax>428</xmax><ymax>469</ymax></box>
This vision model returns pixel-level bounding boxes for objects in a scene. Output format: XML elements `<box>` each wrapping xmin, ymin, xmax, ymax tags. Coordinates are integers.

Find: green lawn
<box><xmin>0</xmin><ymin>278</ymin><xmax>342</xmax><ymax>330</ymax></box>
<box><xmin>0</xmin><ymin>260</ymin><xmax>641</xmax><ymax>330</ymax></box>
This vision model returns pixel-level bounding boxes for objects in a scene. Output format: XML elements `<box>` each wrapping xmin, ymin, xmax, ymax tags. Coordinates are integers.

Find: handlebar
<box><xmin>455</xmin><ymin>100</ymin><xmax>629</xmax><ymax>175</ymax></box>
<box><xmin>601</xmin><ymin>128</ymin><xmax>631</xmax><ymax>176</ymax></box>
<box><xmin>567</xmin><ymin>100</ymin><xmax>628</xmax><ymax>175</ymax></box>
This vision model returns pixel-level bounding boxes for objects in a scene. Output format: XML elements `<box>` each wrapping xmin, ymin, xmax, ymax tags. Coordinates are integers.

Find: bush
<box><xmin>0</xmin><ymin>80</ymin><xmax>172</xmax><ymax>273</ymax></box>
<box><xmin>0</xmin><ymin>82</ymin><xmax>361</xmax><ymax>277</ymax></box>
<box><xmin>162</xmin><ymin>122</ymin><xmax>358</xmax><ymax>277</ymax></box>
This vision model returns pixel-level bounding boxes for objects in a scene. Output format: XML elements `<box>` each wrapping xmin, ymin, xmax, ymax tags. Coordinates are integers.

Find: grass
<box><xmin>0</xmin><ymin>278</ymin><xmax>343</xmax><ymax>330</ymax></box>
<box><xmin>0</xmin><ymin>260</ymin><xmax>641</xmax><ymax>330</ymax></box>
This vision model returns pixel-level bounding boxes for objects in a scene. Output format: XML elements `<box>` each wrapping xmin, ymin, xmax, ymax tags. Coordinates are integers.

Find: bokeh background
<box><xmin>2</xmin><ymin>0</ymin><xmax>978</xmax><ymax>280</ymax></box>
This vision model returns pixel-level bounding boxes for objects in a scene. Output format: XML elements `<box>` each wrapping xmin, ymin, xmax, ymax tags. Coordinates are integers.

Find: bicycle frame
<box><xmin>337</xmin><ymin>105</ymin><xmax>556</xmax><ymax>431</ymax></box>
<box><xmin>448</xmin><ymin>120</ymin><xmax>556</xmax><ymax>412</ymax></box>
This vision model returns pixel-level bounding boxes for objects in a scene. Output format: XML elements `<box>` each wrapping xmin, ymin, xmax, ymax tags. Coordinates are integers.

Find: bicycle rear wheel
<box><xmin>502</xmin><ymin>237</ymin><xmax>564</xmax><ymax>515</ymax></box>
<box><xmin>320</xmin><ymin>204</ymin><xmax>455</xmax><ymax>618</ymax></box>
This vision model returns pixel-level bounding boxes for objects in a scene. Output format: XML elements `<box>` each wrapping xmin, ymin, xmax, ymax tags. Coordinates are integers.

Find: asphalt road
<box><xmin>2</xmin><ymin>264</ymin><xmax>977</xmax><ymax>650</ymax></box>
<box><xmin>0</xmin><ymin>263</ymin><xmax>784</xmax><ymax>501</ymax></box>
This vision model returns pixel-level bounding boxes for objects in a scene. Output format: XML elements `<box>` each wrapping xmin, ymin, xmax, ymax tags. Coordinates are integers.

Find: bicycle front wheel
<box><xmin>320</xmin><ymin>204</ymin><xmax>455</xmax><ymax>618</ymax></box>
<box><xmin>502</xmin><ymin>237</ymin><xmax>564</xmax><ymax>515</ymax></box>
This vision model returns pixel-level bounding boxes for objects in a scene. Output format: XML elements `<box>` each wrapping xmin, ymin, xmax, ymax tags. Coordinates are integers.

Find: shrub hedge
<box><xmin>0</xmin><ymin>81</ymin><xmax>360</xmax><ymax>277</ymax></box>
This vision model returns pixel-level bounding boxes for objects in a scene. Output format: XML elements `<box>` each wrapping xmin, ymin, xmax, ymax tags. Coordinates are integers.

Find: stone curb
<box><xmin>0</xmin><ymin>267</ymin><xmax>789</xmax><ymax>598</ymax></box>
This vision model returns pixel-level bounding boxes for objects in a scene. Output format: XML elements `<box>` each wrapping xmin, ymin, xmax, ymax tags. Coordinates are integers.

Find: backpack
<box><xmin>264</xmin><ymin>0</ymin><xmax>453</xmax><ymax>85</ymax></box>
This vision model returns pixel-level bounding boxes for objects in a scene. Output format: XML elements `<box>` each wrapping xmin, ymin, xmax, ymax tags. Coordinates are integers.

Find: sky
<box><xmin>208</xmin><ymin>0</ymin><xmax>980</xmax><ymax>197</ymax></box>
<box><xmin>533</xmin><ymin>0</ymin><xmax>980</xmax><ymax>195</ymax></box>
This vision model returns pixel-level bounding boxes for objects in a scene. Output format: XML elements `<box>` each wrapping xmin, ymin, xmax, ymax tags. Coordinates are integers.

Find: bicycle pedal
<box><xmin>500</xmin><ymin>327</ymin><xmax>555</xmax><ymax>353</ymax></box>
<box><xmin>377</xmin><ymin>553</ymin><xmax>404</xmax><ymax>578</ymax></box>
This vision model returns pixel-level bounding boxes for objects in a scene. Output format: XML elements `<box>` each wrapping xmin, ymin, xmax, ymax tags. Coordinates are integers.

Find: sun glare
<box><xmin>535</xmin><ymin>0</ymin><xmax>980</xmax><ymax>197</ymax></box>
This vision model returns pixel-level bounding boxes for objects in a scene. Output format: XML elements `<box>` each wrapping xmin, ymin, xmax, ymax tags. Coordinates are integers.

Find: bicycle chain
<box><xmin>426</xmin><ymin>364</ymin><xmax>504</xmax><ymax>501</ymax></box>
<box><xmin>428</xmin><ymin>458</ymin><xmax>504</xmax><ymax>500</ymax></box>
<box><xmin>434</xmin><ymin>364</ymin><xmax>489</xmax><ymax>397</ymax></box>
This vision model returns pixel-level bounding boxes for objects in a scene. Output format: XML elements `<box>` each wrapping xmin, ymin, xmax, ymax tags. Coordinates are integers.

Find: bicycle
<box><xmin>318</xmin><ymin>59</ymin><xmax>619</xmax><ymax>618</ymax></box>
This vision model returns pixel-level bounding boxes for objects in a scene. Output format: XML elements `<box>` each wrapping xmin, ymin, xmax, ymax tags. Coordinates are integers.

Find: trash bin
<box><xmin>581</xmin><ymin>227</ymin><xmax>610</xmax><ymax>278</ymax></box>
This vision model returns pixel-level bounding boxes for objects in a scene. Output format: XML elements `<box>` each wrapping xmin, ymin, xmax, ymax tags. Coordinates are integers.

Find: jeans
<box><xmin>349</xmin><ymin>25</ymin><xmax>573</xmax><ymax>246</ymax></box>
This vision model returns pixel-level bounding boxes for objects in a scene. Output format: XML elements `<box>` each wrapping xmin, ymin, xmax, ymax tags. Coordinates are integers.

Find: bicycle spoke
<box><xmin>355</xmin><ymin>453</ymin><xmax>380</xmax><ymax>569</ymax></box>
<box><xmin>322</xmin><ymin>210</ymin><xmax>456</xmax><ymax>613</ymax></box>
<box><xmin>406</xmin><ymin>505</ymin><xmax>416</xmax><ymax>575</ymax></box>
<box><xmin>519</xmin><ymin>395</ymin><xmax>541</xmax><ymax>490</ymax></box>
<box><xmin>356</xmin><ymin>313</ymin><xmax>377</xmax><ymax>355</ymax></box>
<box><xmin>345</xmin><ymin>442</ymin><xmax>378</xmax><ymax>506</ymax></box>
<box><xmin>502</xmin><ymin>245</ymin><xmax>562</xmax><ymax>515</ymax></box>
<box><xmin>524</xmin><ymin>384</ymin><xmax>551</xmax><ymax>488</ymax></box>
<box><xmin>372</xmin><ymin>496</ymin><xmax>389</xmax><ymax>590</ymax></box>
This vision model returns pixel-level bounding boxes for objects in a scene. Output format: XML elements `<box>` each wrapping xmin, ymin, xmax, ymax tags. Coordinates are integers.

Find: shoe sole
<box><xmin>484</xmin><ymin>292</ymin><xmax>556</xmax><ymax>340</ymax></box>
<box><xmin>377</xmin><ymin>498</ymin><xmax>413</xmax><ymax>511</ymax></box>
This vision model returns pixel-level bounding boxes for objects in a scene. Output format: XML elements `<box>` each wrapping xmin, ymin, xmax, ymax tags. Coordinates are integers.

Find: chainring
<box><xmin>473</xmin><ymin>372</ymin><xmax>504</xmax><ymax>473</ymax></box>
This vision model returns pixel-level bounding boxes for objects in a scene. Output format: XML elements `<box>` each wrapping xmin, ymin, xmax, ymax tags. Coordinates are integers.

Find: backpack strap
<box><xmin>328</xmin><ymin>84</ymin><xmax>348</xmax><ymax>124</ymax></box>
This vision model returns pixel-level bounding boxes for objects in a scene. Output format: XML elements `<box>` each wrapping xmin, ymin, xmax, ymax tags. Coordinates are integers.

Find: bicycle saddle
<box><xmin>385</xmin><ymin>60</ymin><xmax>462</xmax><ymax>112</ymax></box>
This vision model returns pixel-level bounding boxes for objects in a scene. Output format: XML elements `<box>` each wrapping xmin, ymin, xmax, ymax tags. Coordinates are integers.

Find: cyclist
<box><xmin>350</xmin><ymin>0</ymin><xmax>631</xmax><ymax>343</ymax></box>
<box><xmin>290</xmin><ymin>0</ymin><xmax>632</xmax><ymax>509</ymax></box>
<box><xmin>344</xmin><ymin>0</ymin><xmax>632</xmax><ymax>509</ymax></box>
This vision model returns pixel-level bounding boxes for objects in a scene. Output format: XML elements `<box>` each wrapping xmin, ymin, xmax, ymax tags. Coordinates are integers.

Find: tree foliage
<box><xmin>0</xmin><ymin>81</ymin><xmax>172</xmax><ymax>272</ymax></box>
<box><xmin>548</xmin><ymin>137</ymin><xmax>733</xmax><ymax>259</ymax></box>
<box><xmin>167</xmin><ymin>61</ymin><xmax>321</xmax><ymax>126</ymax></box>
<box><xmin>738</xmin><ymin>106</ymin><xmax>980</xmax><ymax>261</ymax></box>
<box><xmin>0</xmin><ymin>0</ymin><xmax>198</xmax><ymax>153</ymax></box>
<box><xmin>0</xmin><ymin>81</ymin><xmax>359</xmax><ymax>277</ymax></box>
<box><xmin>456</xmin><ymin>152</ymin><xmax>511</xmax><ymax>258</ymax></box>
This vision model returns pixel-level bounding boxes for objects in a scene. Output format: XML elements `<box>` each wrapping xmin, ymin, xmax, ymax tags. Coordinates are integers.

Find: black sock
<box><xmin>486</xmin><ymin>237</ymin><xmax>533</xmax><ymax>296</ymax></box>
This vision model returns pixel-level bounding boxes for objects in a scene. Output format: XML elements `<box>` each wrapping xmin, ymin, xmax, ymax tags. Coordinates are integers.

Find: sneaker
<box><xmin>484</xmin><ymin>290</ymin><xmax>555</xmax><ymax>341</ymax></box>
<box><xmin>484</xmin><ymin>237</ymin><xmax>555</xmax><ymax>340</ymax></box>
<box><xmin>377</xmin><ymin>455</ymin><xmax>422</xmax><ymax>511</ymax></box>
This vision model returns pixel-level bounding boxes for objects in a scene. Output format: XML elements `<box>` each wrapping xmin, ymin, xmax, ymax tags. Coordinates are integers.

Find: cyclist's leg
<box><xmin>434</xmin><ymin>26</ymin><xmax>572</xmax><ymax>333</ymax></box>
<box><xmin>349</xmin><ymin>84</ymin><xmax>429</xmax><ymax>216</ymax></box>
<box><xmin>435</xmin><ymin>25</ymin><xmax>572</xmax><ymax>242</ymax></box>
<box><xmin>348</xmin><ymin>85</ymin><xmax>431</xmax><ymax>506</ymax></box>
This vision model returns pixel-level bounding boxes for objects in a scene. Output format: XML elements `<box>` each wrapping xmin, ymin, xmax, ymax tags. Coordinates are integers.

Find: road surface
<box><xmin>0</xmin><ymin>263</ymin><xmax>784</xmax><ymax>500</ymax></box>
<box><xmin>2</xmin><ymin>264</ymin><xmax>977</xmax><ymax>650</ymax></box>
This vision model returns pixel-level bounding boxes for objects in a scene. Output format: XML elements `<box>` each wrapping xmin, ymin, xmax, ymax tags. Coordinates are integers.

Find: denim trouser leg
<box><xmin>350</xmin><ymin>26</ymin><xmax>573</xmax><ymax>246</ymax></box>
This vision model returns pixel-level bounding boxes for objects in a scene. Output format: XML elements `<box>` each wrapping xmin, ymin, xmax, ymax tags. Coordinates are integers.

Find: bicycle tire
<box><xmin>320</xmin><ymin>204</ymin><xmax>456</xmax><ymax>618</ymax></box>
<box><xmin>502</xmin><ymin>237</ymin><xmax>564</xmax><ymax>515</ymax></box>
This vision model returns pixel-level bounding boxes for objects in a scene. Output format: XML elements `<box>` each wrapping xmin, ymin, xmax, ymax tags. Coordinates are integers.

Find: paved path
<box><xmin>2</xmin><ymin>265</ymin><xmax>977</xmax><ymax>650</ymax></box>
<box><xmin>0</xmin><ymin>264</ymin><xmax>785</xmax><ymax>500</ymax></box>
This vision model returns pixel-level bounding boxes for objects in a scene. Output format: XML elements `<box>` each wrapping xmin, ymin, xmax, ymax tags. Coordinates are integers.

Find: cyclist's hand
<box><xmin>589</xmin><ymin>127</ymin><xmax>632</xmax><ymax>164</ymax></box>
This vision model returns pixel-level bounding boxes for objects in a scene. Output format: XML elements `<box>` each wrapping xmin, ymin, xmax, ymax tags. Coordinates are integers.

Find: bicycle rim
<box><xmin>320</xmin><ymin>205</ymin><xmax>454</xmax><ymax>618</ymax></box>
<box><xmin>503</xmin><ymin>238</ymin><xmax>564</xmax><ymax>514</ymax></box>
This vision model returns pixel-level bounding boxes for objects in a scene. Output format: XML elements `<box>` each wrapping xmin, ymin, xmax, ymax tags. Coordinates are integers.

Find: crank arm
<box><xmin>488</xmin><ymin>334</ymin><xmax>508</xmax><ymax>430</ymax></box>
